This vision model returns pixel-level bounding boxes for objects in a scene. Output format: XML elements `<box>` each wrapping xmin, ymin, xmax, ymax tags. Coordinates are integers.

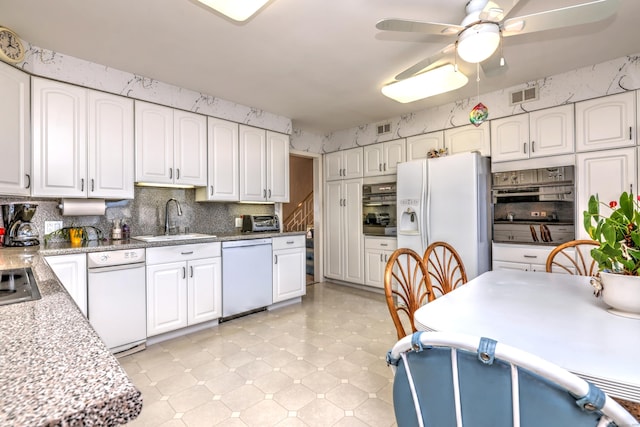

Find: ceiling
<box><xmin>1</xmin><ymin>0</ymin><xmax>639</xmax><ymax>134</ymax></box>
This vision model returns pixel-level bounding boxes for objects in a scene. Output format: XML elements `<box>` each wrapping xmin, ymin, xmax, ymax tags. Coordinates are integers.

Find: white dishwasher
<box><xmin>87</xmin><ymin>248</ymin><xmax>146</xmax><ymax>355</ymax></box>
<box><xmin>222</xmin><ymin>238</ymin><xmax>272</xmax><ymax>318</ymax></box>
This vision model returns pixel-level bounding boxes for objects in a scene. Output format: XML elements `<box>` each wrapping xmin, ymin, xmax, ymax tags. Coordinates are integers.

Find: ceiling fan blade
<box><xmin>376</xmin><ymin>18</ymin><xmax>463</xmax><ymax>36</ymax></box>
<box><xmin>394</xmin><ymin>44</ymin><xmax>456</xmax><ymax>80</ymax></box>
<box><xmin>479</xmin><ymin>0</ymin><xmax>521</xmax><ymax>22</ymax></box>
<box><xmin>502</xmin><ymin>0</ymin><xmax>619</xmax><ymax>37</ymax></box>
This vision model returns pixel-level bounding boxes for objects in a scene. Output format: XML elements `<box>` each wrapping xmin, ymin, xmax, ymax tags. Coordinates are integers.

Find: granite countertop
<box><xmin>0</xmin><ymin>230</ymin><xmax>306</xmax><ymax>425</ymax></box>
<box><xmin>39</xmin><ymin>230</ymin><xmax>307</xmax><ymax>256</ymax></box>
<box><xmin>0</xmin><ymin>247</ymin><xmax>142</xmax><ymax>426</ymax></box>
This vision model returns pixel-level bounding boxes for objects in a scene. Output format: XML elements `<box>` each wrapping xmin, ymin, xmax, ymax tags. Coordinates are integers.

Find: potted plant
<box><xmin>583</xmin><ymin>191</ymin><xmax>640</xmax><ymax>318</ymax></box>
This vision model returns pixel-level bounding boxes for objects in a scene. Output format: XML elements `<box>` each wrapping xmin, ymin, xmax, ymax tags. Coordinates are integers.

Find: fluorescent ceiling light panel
<box><xmin>196</xmin><ymin>0</ymin><xmax>270</xmax><ymax>21</ymax></box>
<box><xmin>381</xmin><ymin>64</ymin><xmax>468</xmax><ymax>103</ymax></box>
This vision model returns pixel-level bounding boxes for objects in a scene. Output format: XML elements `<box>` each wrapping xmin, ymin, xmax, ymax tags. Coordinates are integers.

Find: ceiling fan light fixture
<box><xmin>195</xmin><ymin>0</ymin><xmax>270</xmax><ymax>21</ymax></box>
<box><xmin>457</xmin><ymin>23</ymin><xmax>500</xmax><ymax>63</ymax></box>
<box><xmin>381</xmin><ymin>64</ymin><xmax>468</xmax><ymax>103</ymax></box>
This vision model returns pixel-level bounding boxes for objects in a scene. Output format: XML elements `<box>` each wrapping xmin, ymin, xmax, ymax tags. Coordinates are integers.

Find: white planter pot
<box><xmin>599</xmin><ymin>272</ymin><xmax>640</xmax><ymax>319</ymax></box>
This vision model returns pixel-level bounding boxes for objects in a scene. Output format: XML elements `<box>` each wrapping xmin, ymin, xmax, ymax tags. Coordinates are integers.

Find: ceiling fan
<box><xmin>377</xmin><ymin>0</ymin><xmax>619</xmax><ymax>84</ymax></box>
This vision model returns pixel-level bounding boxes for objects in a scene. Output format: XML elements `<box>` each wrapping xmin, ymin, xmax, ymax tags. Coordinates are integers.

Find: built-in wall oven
<box><xmin>363</xmin><ymin>181</ymin><xmax>397</xmax><ymax>236</ymax></box>
<box><xmin>492</xmin><ymin>166</ymin><xmax>575</xmax><ymax>245</ymax></box>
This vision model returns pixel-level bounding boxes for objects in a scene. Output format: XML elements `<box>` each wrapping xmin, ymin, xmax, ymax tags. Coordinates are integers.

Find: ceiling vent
<box><xmin>376</xmin><ymin>122</ymin><xmax>392</xmax><ymax>136</ymax></box>
<box><xmin>510</xmin><ymin>86</ymin><xmax>538</xmax><ymax>105</ymax></box>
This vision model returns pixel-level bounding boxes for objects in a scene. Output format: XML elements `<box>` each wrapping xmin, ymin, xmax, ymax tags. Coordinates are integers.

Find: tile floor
<box><xmin>120</xmin><ymin>282</ymin><xmax>399</xmax><ymax>426</ymax></box>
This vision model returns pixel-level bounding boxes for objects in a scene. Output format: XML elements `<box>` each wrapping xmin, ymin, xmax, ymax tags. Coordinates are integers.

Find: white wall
<box><xmin>19</xmin><ymin>43</ymin><xmax>292</xmax><ymax>135</ymax></box>
<box><xmin>293</xmin><ymin>52</ymin><xmax>640</xmax><ymax>155</ymax></box>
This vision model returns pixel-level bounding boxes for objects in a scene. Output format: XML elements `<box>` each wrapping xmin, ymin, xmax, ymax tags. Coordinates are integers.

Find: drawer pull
<box><xmin>523</xmin><ymin>255</ymin><xmax>537</xmax><ymax>259</ymax></box>
<box><xmin>380</xmin><ymin>243</ymin><xmax>388</xmax><ymax>247</ymax></box>
<box><xmin>286</xmin><ymin>241</ymin><xmax>294</xmax><ymax>244</ymax></box>
<box><xmin>181</xmin><ymin>251</ymin><xmax>194</xmax><ymax>255</ymax></box>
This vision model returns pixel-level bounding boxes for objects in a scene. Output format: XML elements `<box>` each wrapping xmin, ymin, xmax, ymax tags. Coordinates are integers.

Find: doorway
<box><xmin>283</xmin><ymin>151</ymin><xmax>322</xmax><ymax>285</ymax></box>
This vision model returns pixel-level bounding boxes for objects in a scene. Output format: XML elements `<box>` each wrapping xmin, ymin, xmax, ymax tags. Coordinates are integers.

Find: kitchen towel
<box><xmin>59</xmin><ymin>199</ymin><xmax>106</xmax><ymax>216</ymax></box>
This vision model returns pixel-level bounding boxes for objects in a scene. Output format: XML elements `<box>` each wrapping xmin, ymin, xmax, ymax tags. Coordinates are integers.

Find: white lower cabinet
<box><xmin>272</xmin><ymin>235</ymin><xmax>306</xmax><ymax>303</ymax></box>
<box><xmin>146</xmin><ymin>243</ymin><xmax>221</xmax><ymax>336</ymax></box>
<box><xmin>492</xmin><ymin>243</ymin><xmax>552</xmax><ymax>272</ymax></box>
<box><xmin>45</xmin><ymin>254</ymin><xmax>87</xmax><ymax>316</ymax></box>
<box><xmin>364</xmin><ymin>236</ymin><xmax>397</xmax><ymax>289</ymax></box>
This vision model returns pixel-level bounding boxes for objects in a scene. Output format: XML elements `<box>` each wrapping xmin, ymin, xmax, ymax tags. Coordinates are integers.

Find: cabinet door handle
<box><xmin>342</xmin><ymin>168</ymin><xmax>346</xmax><ymax>176</ymax></box>
<box><xmin>268</xmin><ymin>189</ymin><xmax>271</xmax><ymax>198</ymax></box>
<box><xmin>80</xmin><ymin>178</ymin><xmax>84</xmax><ymax>192</ymax></box>
<box><xmin>169</xmin><ymin>168</ymin><xmax>173</xmax><ymax>179</ymax></box>
<box><xmin>190</xmin><ymin>266</ymin><xmax>193</xmax><ymax>277</ymax></box>
<box><xmin>91</xmin><ymin>178</ymin><xmax>95</xmax><ymax>192</ymax></box>
<box><xmin>274</xmin><ymin>254</ymin><xmax>278</xmax><ymax>264</ymax></box>
<box><xmin>630</xmin><ymin>127</ymin><xmax>633</xmax><ymax>140</ymax></box>
<box><xmin>176</xmin><ymin>169</ymin><xmax>180</xmax><ymax>180</ymax></box>
<box><xmin>210</xmin><ymin>185</ymin><xmax>213</xmax><ymax>196</ymax></box>
<box><xmin>263</xmin><ymin>189</ymin><xmax>267</xmax><ymax>198</ymax></box>
<box><xmin>379</xmin><ymin>163</ymin><xmax>382</xmax><ymax>171</ymax></box>
<box><xmin>383</xmin><ymin>163</ymin><xmax>387</xmax><ymax>171</ymax></box>
<box><xmin>25</xmin><ymin>174</ymin><xmax>30</xmax><ymax>189</ymax></box>
<box><xmin>182</xmin><ymin>266</ymin><xmax>186</xmax><ymax>279</ymax></box>
<box><xmin>523</xmin><ymin>143</ymin><xmax>527</xmax><ymax>154</ymax></box>
<box><xmin>385</xmin><ymin>254</ymin><xmax>389</xmax><ymax>262</ymax></box>
<box><xmin>380</xmin><ymin>254</ymin><xmax>383</xmax><ymax>262</ymax></box>
<box><xmin>531</xmin><ymin>141</ymin><xmax>535</xmax><ymax>152</ymax></box>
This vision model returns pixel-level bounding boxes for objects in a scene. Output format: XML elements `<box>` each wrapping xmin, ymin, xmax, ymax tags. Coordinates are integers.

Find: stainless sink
<box><xmin>0</xmin><ymin>267</ymin><xmax>41</xmax><ymax>306</ymax></box>
<box><xmin>132</xmin><ymin>233</ymin><xmax>217</xmax><ymax>242</ymax></box>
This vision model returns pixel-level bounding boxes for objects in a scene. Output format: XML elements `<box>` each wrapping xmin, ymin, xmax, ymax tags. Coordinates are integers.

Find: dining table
<box><xmin>413</xmin><ymin>269</ymin><xmax>640</xmax><ymax>404</ymax></box>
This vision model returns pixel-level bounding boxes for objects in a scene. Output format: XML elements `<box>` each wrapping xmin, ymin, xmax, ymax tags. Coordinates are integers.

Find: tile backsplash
<box><xmin>0</xmin><ymin>187</ymin><xmax>274</xmax><ymax>242</ymax></box>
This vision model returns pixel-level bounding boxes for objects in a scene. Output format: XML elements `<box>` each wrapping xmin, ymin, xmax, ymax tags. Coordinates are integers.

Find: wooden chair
<box><xmin>545</xmin><ymin>240</ymin><xmax>600</xmax><ymax>276</ymax></box>
<box><xmin>384</xmin><ymin>248</ymin><xmax>435</xmax><ymax>341</ymax></box>
<box><xmin>422</xmin><ymin>241</ymin><xmax>468</xmax><ymax>297</ymax></box>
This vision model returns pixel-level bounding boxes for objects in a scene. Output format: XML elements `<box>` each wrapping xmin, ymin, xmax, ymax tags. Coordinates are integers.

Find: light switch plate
<box><xmin>45</xmin><ymin>221</ymin><xmax>63</xmax><ymax>235</ymax></box>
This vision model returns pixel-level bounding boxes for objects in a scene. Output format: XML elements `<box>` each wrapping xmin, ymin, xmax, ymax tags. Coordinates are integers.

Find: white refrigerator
<box><xmin>396</xmin><ymin>152</ymin><xmax>491</xmax><ymax>280</ymax></box>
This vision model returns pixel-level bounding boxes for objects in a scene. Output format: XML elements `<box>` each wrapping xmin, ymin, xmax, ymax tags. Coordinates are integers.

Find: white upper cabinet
<box><xmin>0</xmin><ymin>62</ymin><xmax>31</xmax><ymax>196</ymax></box>
<box><xmin>135</xmin><ymin>101</ymin><xmax>207</xmax><ymax>187</ymax></box>
<box><xmin>32</xmin><ymin>78</ymin><xmax>134</xmax><ymax>198</ymax></box>
<box><xmin>406</xmin><ymin>131</ymin><xmax>444</xmax><ymax>161</ymax></box>
<box><xmin>325</xmin><ymin>147</ymin><xmax>363</xmax><ymax>181</ymax></box>
<box><xmin>32</xmin><ymin>78</ymin><xmax>86</xmax><ymax>197</ymax></box>
<box><xmin>528</xmin><ymin>104</ymin><xmax>574</xmax><ymax>158</ymax></box>
<box><xmin>363</xmin><ymin>138</ymin><xmax>405</xmax><ymax>176</ymax></box>
<box><xmin>491</xmin><ymin>105</ymin><xmax>574</xmax><ymax>163</ymax></box>
<box><xmin>491</xmin><ymin>114</ymin><xmax>529</xmax><ymax>162</ymax></box>
<box><xmin>575</xmin><ymin>92</ymin><xmax>636</xmax><ymax>152</ymax></box>
<box><xmin>196</xmin><ymin>117</ymin><xmax>239</xmax><ymax>201</ymax></box>
<box><xmin>444</xmin><ymin>124</ymin><xmax>490</xmax><ymax>157</ymax></box>
<box><xmin>87</xmin><ymin>91</ymin><xmax>134</xmax><ymax>199</ymax></box>
<box><xmin>239</xmin><ymin>125</ymin><xmax>289</xmax><ymax>202</ymax></box>
<box><xmin>174</xmin><ymin>110</ymin><xmax>207</xmax><ymax>186</ymax></box>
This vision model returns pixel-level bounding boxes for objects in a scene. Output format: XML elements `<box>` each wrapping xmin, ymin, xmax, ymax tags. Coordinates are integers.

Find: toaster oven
<box><xmin>241</xmin><ymin>214</ymin><xmax>280</xmax><ymax>232</ymax></box>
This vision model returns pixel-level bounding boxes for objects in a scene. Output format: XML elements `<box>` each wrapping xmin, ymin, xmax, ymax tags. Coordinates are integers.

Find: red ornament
<box><xmin>609</xmin><ymin>201</ymin><xmax>618</xmax><ymax>208</ymax></box>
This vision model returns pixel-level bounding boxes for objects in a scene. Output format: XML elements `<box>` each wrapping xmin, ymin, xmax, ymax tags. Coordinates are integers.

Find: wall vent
<box><xmin>510</xmin><ymin>85</ymin><xmax>538</xmax><ymax>105</ymax></box>
<box><xmin>376</xmin><ymin>122</ymin><xmax>392</xmax><ymax>136</ymax></box>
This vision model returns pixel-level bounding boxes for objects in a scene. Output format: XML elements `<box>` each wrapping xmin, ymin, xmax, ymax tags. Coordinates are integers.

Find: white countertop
<box><xmin>414</xmin><ymin>270</ymin><xmax>640</xmax><ymax>403</ymax></box>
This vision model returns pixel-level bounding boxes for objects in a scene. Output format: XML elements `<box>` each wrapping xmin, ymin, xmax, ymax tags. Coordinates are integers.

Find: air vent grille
<box><xmin>510</xmin><ymin>85</ymin><xmax>538</xmax><ymax>105</ymax></box>
<box><xmin>376</xmin><ymin>122</ymin><xmax>391</xmax><ymax>136</ymax></box>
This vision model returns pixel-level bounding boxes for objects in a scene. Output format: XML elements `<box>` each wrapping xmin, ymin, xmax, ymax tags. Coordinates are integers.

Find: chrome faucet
<box><xmin>164</xmin><ymin>198</ymin><xmax>183</xmax><ymax>235</ymax></box>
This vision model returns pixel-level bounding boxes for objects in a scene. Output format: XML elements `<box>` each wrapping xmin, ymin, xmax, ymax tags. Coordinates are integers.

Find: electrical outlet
<box><xmin>45</xmin><ymin>221</ymin><xmax>63</xmax><ymax>235</ymax></box>
<box><xmin>235</xmin><ymin>217</ymin><xmax>243</xmax><ymax>228</ymax></box>
<box><xmin>540</xmin><ymin>211</ymin><xmax>547</xmax><ymax>217</ymax></box>
<box><xmin>530</xmin><ymin>211</ymin><xmax>540</xmax><ymax>217</ymax></box>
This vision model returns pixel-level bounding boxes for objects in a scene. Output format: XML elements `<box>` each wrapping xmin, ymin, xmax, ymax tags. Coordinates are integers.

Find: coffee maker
<box><xmin>1</xmin><ymin>203</ymin><xmax>40</xmax><ymax>247</ymax></box>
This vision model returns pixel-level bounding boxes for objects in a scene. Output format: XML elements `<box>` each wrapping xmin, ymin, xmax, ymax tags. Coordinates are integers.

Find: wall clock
<box><xmin>0</xmin><ymin>26</ymin><xmax>25</xmax><ymax>64</ymax></box>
